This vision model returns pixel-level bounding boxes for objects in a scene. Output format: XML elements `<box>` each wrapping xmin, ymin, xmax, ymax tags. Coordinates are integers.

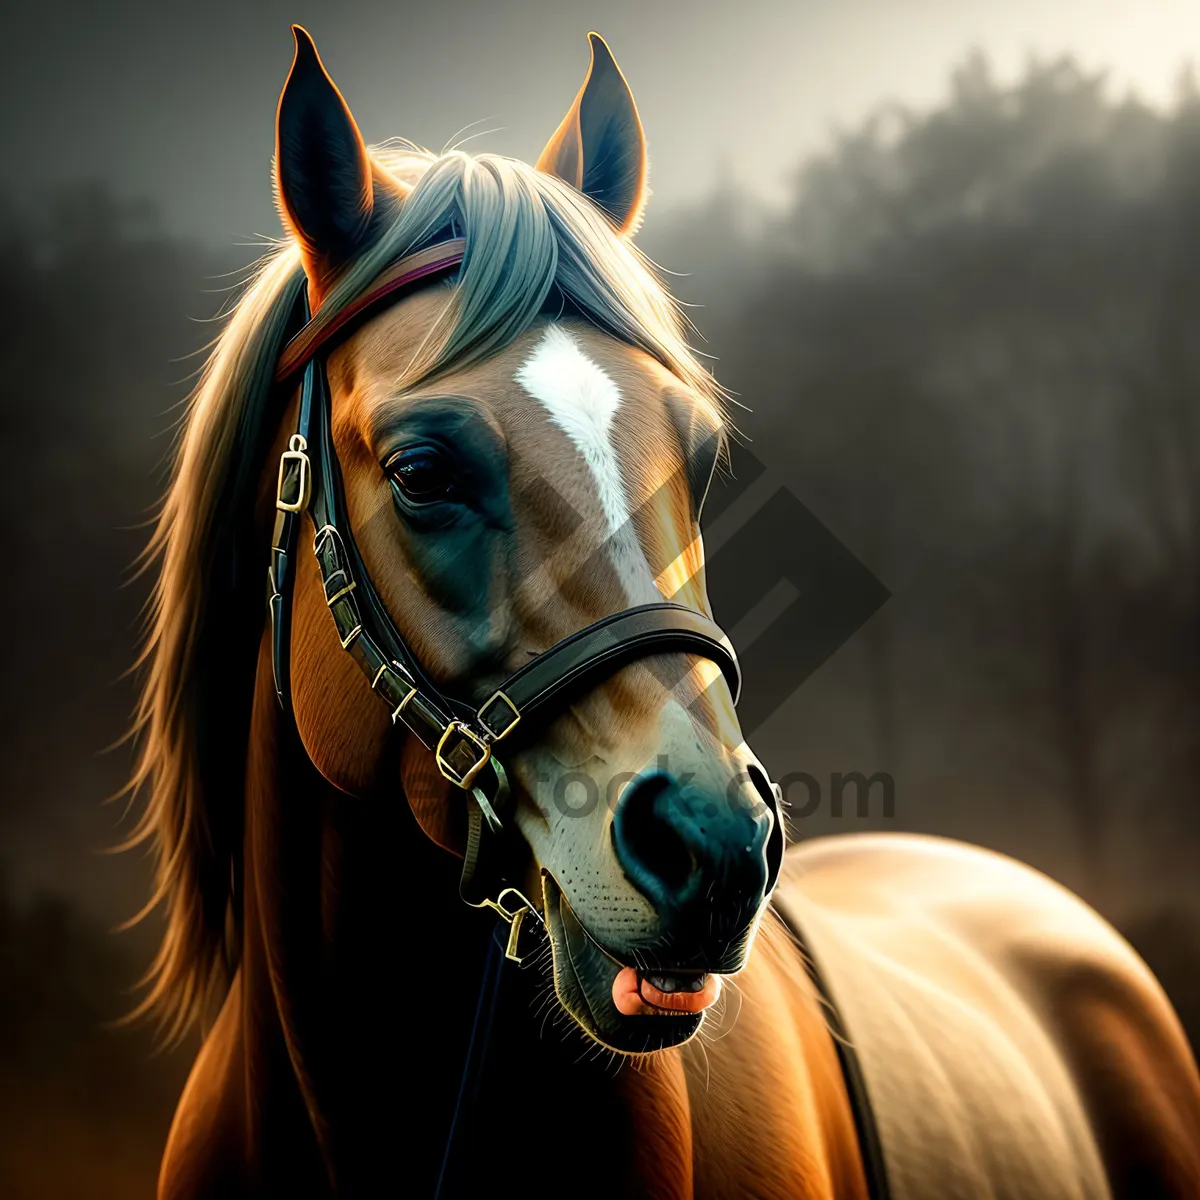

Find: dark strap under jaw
<box><xmin>267</xmin><ymin>239</ymin><xmax>768</xmax><ymax>963</ymax></box>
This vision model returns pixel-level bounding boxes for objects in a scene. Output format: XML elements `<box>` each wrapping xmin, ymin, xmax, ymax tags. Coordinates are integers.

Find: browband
<box><xmin>274</xmin><ymin>237</ymin><xmax>467</xmax><ymax>384</ymax></box>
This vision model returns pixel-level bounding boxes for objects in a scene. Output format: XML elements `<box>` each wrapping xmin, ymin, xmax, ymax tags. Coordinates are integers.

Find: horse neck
<box><xmin>235</xmin><ymin>640</ymin><xmax>696</xmax><ymax>1197</ymax></box>
<box><xmin>237</xmin><ymin>638</ymin><xmax>492</xmax><ymax>1195</ymax></box>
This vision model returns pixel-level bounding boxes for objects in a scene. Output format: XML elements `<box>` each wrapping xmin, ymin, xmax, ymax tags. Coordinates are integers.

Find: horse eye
<box><xmin>387</xmin><ymin>446</ymin><xmax>459</xmax><ymax>504</ymax></box>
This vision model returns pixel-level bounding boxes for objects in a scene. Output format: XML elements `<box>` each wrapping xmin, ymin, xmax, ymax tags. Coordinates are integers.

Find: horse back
<box><xmin>774</xmin><ymin>832</ymin><xmax>1200</xmax><ymax>1199</ymax></box>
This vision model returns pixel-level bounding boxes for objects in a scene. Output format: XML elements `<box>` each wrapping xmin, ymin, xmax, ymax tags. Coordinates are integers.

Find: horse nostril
<box><xmin>612</xmin><ymin>772</ymin><xmax>698</xmax><ymax>901</ymax></box>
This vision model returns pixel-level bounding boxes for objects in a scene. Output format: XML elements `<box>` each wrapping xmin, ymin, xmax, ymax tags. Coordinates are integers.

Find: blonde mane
<box><xmin>125</xmin><ymin>142</ymin><xmax>727</xmax><ymax>1041</ymax></box>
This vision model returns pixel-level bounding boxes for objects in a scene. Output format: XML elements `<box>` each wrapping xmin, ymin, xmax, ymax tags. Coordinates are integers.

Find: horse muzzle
<box><xmin>611</xmin><ymin>769</ymin><xmax>776</xmax><ymax>969</ymax></box>
<box><xmin>539</xmin><ymin>769</ymin><xmax>779</xmax><ymax>1054</ymax></box>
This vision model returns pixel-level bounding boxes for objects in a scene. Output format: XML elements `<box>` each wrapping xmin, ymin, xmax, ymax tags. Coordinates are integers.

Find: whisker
<box><xmin>439</xmin><ymin>115</ymin><xmax>502</xmax><ymax>154</ymax></box>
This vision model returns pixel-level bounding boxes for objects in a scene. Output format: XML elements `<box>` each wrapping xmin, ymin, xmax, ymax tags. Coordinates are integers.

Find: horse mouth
<box><xmin>540</xmin><ymin>874</ymin><xmax>719</xmax><ymax>1054</ymax></box>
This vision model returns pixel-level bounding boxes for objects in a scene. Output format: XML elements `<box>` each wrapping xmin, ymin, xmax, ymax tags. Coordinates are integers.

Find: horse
<box><xmin>127</xmin><ymin>26</ymin><xmax>1200</xmax><ymax>1199</ymax></box>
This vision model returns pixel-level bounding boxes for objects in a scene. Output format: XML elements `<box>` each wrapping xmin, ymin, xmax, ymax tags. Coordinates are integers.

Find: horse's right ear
<box><xmin>274</xmin><ymin>26</ymin><xmax>404</xmax><ymax>297</ymax></box>
<box><xmin>536</xmin><ymin>33</ymin><xmax>648</xmax><ymax>236</ymax></box>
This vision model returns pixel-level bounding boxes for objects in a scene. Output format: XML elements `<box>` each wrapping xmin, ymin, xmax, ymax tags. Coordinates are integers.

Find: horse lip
<box><xmin>540</xmin><ymin>871</ymin><xmax>752</xmax><ymax>979</ymax></box>
<box><xmin>540</xmin><ymin>872</ymin><xmax>623</xmax><ymax>1021</ymax></box>
<box><xmin>540</xmin><ymin>873</ymin><xmax>707</xmax><ymax>1053</ymax></box>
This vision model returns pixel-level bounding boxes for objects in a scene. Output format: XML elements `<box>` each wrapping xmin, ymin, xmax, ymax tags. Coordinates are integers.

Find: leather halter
<box><xmin>260</xmin><ymin>240</ymin><xmax>886</xmax><ymax>1200</ymax></box>
<box><xmin>266</xmin><ymin>238</ymin><xmax>750</xmax><ymax>960</ymax></box>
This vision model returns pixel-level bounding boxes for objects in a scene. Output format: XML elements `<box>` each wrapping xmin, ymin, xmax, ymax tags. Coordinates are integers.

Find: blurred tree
<box><xmin>644</xmin><ymin>53</ymin><xmax>1200</xmax><ymax>914</ymax></box>
<box><xmin>0</xmin><ymin>867</ymin><xmax>192</xmax><ymax>1198</ymax></box>
<box><xmin>5</xmin><ymin>50</ymin><xmax>1200</xmax><ymax>1193</ymax></box>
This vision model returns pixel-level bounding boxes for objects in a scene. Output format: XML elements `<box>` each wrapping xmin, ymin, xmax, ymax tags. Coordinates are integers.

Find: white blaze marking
<box><xmin>515</xmin><ymin>326</ymin><xmax>659</xmax><ymax>602</ymax></box>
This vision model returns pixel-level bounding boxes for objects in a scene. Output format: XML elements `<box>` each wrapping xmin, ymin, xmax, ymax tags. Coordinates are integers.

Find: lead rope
<box><xmin>433</xmin><ymin>930</ymin><xmax>505</xmax><ymax>1199</ymax></box>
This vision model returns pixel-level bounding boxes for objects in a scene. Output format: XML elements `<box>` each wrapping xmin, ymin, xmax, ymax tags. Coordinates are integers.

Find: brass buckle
<box><xmin>435</xmin><ymin>721</ymin><xmax>491</xmax><ymax>790</ymax></box>
<box><xmin>481</xmin><ymin>887</ymin><xmax>542</xmax><ymax>964</ymax></box>
<box><xmin>276</xmin><ymin>435</ymin><xmax>311</xmax><ymax>513</ymax></box>
<box><xmin>477</xmin><ymin>690</ymin><xmax>521</xmax><ymax>742</ymax></box>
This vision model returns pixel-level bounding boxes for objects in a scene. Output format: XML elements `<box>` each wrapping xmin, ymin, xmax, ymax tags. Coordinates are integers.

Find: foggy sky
<box><xmin>2</xmin><ymin>0</ymin><xmax>1195</xmax><ymax>246</ymax></box>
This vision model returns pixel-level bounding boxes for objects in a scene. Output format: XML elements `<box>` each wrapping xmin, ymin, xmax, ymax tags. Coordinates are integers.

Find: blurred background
<box><xmin>2</xmin><ymin>1</ymin><xmax>1199</xmax><ymax>1195</ymax></box>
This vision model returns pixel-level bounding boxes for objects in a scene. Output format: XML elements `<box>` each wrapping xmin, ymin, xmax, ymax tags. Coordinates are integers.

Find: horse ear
<box><xmin>536</xmin><ymin>33</ymin><xmax>648</xmax><ymax>236</ymax></box>
<box><xmin>274</xmin><ymin>26</ymin><xmax>403</xmax><ymax>293</ymax></box>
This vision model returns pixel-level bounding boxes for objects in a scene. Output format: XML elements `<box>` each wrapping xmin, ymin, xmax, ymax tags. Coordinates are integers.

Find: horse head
<box><xmin>138</xmin><ymin>27</ymin><xmax>783</xmax><ymax>1064</ymax></box>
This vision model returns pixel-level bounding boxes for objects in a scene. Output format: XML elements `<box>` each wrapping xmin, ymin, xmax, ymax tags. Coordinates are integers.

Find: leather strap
<box><xmin>266</xmin><ymin>343</ymin><xmax>317</xmax><ymax>710</ymax></box>
<box><xmin>274</xmin><ymin>238</ymin><xmax>467</xmax><ymax>384</ymax></box>
<box><xmin>771</xmin><ymin>902</ymin><xmax>893</xmax><ymax>1200</ymax></box>
<box><xmin>483</xmin><ymin>603</ymin><xmax>740</xmax><ymax>737</ymax></box>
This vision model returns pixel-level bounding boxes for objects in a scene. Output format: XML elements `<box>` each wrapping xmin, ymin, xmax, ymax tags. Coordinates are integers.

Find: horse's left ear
<box><xmin>274</xmin><ymin>25</ymin><xmax>405</xmax><ymax>294</ymax></box>
<box><xmin>536</xmin><ymin>33</ymin><xmax>648</xmax><ymax>236</ymax></box>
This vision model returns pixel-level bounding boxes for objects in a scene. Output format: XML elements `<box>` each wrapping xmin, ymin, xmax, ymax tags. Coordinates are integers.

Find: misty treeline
<box><xmin>0</xmin><ymin>182</ymin><xmax>222</xmax><ymax>901</ymax></box>
<box><xmin>0</xmin><ymin>869</ymin><xmax>190</xmax><ymax>1196</ymax></box>
<box><xmin>647</xmin><ymin>53</ymin><xmax>1200</xmax><ymax>918</ymax></box>
<box><xmin>1</xmin><ymin>53</ymin><xmax>1199</xmax><ymax>1196</ymax></box>
<box><xmin>0</xmin><ymin>188</ymin><xmax>211</xmax><ymax>1196</ymax></box>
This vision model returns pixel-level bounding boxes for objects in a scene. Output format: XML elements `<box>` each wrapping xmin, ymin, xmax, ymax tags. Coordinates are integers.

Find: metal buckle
<box><xmin>477</xmin><ymin>690</ymin><xmax>521</xmax><ymax>742</ymax></box>
<box><xmin>435</xmin><ymin>721</ymin><xmax>492</xmax><ymax>790</ymax></box>
<box><xmin>275</xmin><ymin>435</ymin><xmax>311</xmax><ymax>513</ymax></box>
<box><xmin>481</xmin><ymin>887</ymin><xmax>543</xmax><ymax>964</ymax></box>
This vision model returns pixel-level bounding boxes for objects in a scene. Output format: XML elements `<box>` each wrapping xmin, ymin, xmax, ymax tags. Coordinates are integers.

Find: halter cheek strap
<box><xmin>267</xmin><ymin>239</ymin><xmax>760</xmax><ymax>963</ymax></box>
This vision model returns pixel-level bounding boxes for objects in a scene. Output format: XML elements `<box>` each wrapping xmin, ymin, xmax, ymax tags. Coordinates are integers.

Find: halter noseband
<box><xmin>267</xmin><ymin>238</ymin><xmax>753</xmax><ymax>961</ymax></box>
